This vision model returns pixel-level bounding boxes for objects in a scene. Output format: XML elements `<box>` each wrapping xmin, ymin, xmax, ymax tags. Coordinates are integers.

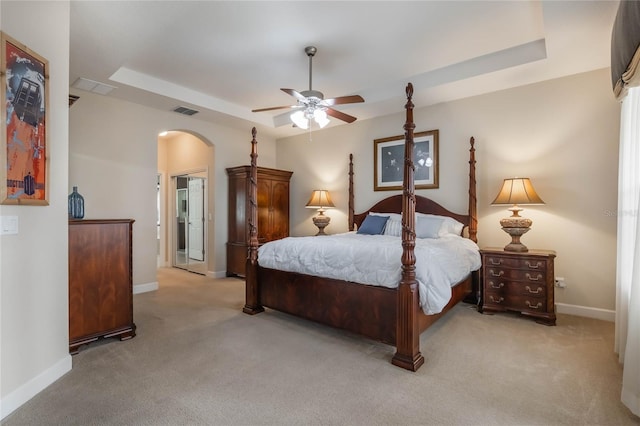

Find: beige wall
<box><xmin>0</xmin><ymin>1</ymin><xmax>71</xmax><ymax>419</ymax></box>
<box><xmin>276</xmin><ymin>68</ymin><xmax>620</xmax><ymax>313</ymax></box>
<box><xmin>69</xmin><ymin>91</ymin><xmax>277</xmax><ymax>280</ymax></box>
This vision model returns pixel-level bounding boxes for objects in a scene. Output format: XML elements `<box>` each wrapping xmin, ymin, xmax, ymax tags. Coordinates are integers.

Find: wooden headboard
<box><xmin>348</xmin><ymin>137</ymin><xmax>477</xmax><ymax>242</ymax></box>
<box><xmin>353</xmin><ymin>194</ymin><xmax>471</xmax><ymax>230</ymax></box>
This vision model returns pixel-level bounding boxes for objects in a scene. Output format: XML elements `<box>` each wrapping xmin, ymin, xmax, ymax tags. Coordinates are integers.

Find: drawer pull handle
<box><xmin>490</xmin><ymin>282</ymin><xmax>504</xmax><ymax>289</ymax></box>
<box><xmin>526</xmin><ymin>261</ymin><xmax>543</xmax><ymax>269</ymax></box>
<box><xmin>489</xmin><ymin>296</ymin><xmax>504</xmax><ymax>304</ymax></box>
<box><xmin>490</xmin><ymin>270</ymin><xmax>504</xmax><ymax>277</ymax></box>
<box><xmin>526</xmin><ymin>273</ymin><xmax>543</xmax><ymax>281</ymax></box>
<box><xmin>489</xmin><ymin>258</ymin><xmax>502</xmax><ymax>265</ymax></box>
<box><xmin>525</xmin><ymin>286</ymin><xmax>543</xmax><ymax>294</ymax></box>
<box><xmin>525</xmin><ymin>301</ymin><xmax>542</xmax><ymax>309</ymax></box>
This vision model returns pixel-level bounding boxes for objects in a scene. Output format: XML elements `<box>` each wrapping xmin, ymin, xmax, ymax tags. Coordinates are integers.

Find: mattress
<box><xmin>258</xmin><ymin>232</ymin><xmax>481</xmax><ymax>314</ymax></box>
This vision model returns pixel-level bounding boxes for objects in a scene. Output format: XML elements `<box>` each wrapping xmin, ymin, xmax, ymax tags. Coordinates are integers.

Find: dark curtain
<box><xmin>612</xmin><ymin>1</ymin><xmax>640</xmax><ymax>99</ymax></box>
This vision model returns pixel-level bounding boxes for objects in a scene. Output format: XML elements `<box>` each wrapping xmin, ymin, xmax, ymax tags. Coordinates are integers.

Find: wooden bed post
<box><xmin>348</xmin><ymin>154</ymin><xmax>355</xmax><ymax>231</ymax></box>
<box><xmin>465</xmin><ymin>136</ymin><xmax>480</xmax><ymax>305</ymax></box>
<box><xmin>391</xmin><ymin>83</ymin><xmax>425</xmax><ymax>371</ymax></box>
<box><xmin>468</xmin><ymin>137</ymin><xmax>477</xmax><ymax>243</ymax></box>
<box><xmin>243</xmin><ymin>127</ymin><xmax>264</xmax><ymax>315</ymax></box>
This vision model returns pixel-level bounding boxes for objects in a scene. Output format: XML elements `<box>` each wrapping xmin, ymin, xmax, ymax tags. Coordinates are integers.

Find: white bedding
<box><xmin>257</xmin><ymin>232</ymin><xmax>481</xmax><ymax>315</ymax></box>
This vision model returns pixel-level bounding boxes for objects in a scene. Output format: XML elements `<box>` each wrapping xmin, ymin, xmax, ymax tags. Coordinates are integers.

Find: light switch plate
<box><xmin>0</xmin><ymin>216</ymin><xmax>19</xmax><ymax>235</ymax></box>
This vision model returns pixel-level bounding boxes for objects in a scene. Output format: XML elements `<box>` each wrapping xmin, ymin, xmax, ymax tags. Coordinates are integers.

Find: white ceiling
<box><xmin>69</xmin><ymin>1</ymin><xmax>619</xmax><ymax>139</ymax></box>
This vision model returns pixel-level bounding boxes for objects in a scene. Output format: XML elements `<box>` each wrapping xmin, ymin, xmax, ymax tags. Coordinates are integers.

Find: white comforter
<box><xmin>258</xmin><ymin>232</ymin><xmax>481</xmax><ymax>315</ymax></box>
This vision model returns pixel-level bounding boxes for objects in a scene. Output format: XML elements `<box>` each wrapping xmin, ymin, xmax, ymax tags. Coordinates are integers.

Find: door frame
<box><xmin>169</xmin><ymin>168</ymin><xmax>208</xmax><ymax>274</ymax></box>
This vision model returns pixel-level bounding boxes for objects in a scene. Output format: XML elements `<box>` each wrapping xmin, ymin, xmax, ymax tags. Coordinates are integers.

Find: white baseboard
<box><xmin>1</xmin><ymin>354</ymin><xmax>72</xmax><ymax>420</ymax></box>
<box><xmin>555</xmin><ymin>303</ymin><xmax>615</xmax><ymax>322</ymax></box>
<box><xmin>208</xmin><ymin>270</ymin><xmax>228</xmax><ymax>279</ymax></box>
<box><xmin>133</xmin><ymin>281</ymin><xmax>158</xmax><ymax>294</ymax></box>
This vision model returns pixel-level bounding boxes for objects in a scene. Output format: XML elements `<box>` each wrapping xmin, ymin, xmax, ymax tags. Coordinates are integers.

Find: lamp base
<box><xmin>312</xmin><ymin>214</ymin><xmax>331</xmax><ymax>236</ymax></box>
<box><xmin>500</xmin><ymin>215</ymin><xmax>532</xmax><ymax>253</ymax></box>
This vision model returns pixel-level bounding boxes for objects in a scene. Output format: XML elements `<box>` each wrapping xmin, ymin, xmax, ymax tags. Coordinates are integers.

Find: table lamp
<box><xmin>491</xmin><ymin>177</ymin><xmax>545</xmax><ymax>252</ymax></box>
<box><xmin>305</xmin><ymin>190</ymin><xmax>335</xmax><ymax>235</ymax></box>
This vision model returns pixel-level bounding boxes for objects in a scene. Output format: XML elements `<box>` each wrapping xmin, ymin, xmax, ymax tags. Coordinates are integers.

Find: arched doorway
<box><xmin>157</xmin><ymin>130</ymin><xmax>215</xmax><ymax>276</ymax></box>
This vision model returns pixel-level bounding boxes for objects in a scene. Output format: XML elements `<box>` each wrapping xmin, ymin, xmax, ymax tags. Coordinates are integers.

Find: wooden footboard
<box><xmin>258</xmin><ymin>266</ymin><xmax>475</xmax><ymax>346</ymax></box>
<box><xmin>259</xmin><ymin>267</ymin><xmax>397</xmax><ymax>344</ymax></box>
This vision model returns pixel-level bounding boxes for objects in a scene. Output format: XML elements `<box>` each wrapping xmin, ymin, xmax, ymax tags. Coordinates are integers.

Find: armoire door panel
<box><xmin>226</xmin><ymin>166</ymin><xmax>292</xmax><ymax>277</ymax></box>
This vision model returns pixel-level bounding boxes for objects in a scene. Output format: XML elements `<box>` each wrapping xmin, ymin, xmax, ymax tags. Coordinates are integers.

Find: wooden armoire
<box><xmin>226</xmin><ymin>166</ymin><xmax>293</xmax><ymax>277</ymax></box>
<box><xmin>68</xmin><ymin>219</ymin><xmax>136</xmax><ymax>354</ymax></box>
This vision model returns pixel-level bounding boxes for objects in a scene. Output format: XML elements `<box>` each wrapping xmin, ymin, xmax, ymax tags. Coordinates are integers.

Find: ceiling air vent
<box><xmin>71</xmin><ymin>77</ymin><xmax>116</xmax><ymax>95</ymax></box>
<box><xmin>172</xmin><ymin>106</ymin><xmax>199</xmax><ymax>116</ymax></box>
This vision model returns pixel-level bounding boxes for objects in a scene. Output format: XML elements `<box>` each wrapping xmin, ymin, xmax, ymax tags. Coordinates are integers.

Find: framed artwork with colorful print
<box><xmin>1</xmin><ymin>31</ymin><xmax>49</xmax><ymax>205</ymax></box>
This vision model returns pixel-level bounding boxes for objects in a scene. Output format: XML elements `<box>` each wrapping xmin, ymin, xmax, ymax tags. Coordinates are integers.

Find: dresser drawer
<box><xmin>484</xmin><ymin>255</ymin><xmax>547</xmax><ymax>271</ymax></box>
<box><xmin>484</xmin><ymin>278</ymin><xmax>546</xmax><ymax>297</ymax></box>
<box><xmin>506</xmin><ymin>293</ymin><xmax>548</xmax><ymax>313</ymax></box>
<box><xmin>508</xmin><ymin>281</ymin><xmax>546</xmax><ymax>298</ymax></box>
<box><xmin>484</xmin><ymin>267</ymin><xmax>546</xmax><ymax>283</ymax></box>
<box><xmin>484</xmin><ymin>292</ymin><xmax>547</xmax><ymax>312</ymax></box>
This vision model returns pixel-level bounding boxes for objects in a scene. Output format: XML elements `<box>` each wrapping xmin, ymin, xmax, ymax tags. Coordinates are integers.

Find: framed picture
<box><xmin>374</xmin><ymin>129</ymin><xmax>439</xmax><ymax>191</ymax></box>
<box><xmin>1</xmin><ymin>32</ymin><xmax>49</xmax><ymax>205</ymax></box>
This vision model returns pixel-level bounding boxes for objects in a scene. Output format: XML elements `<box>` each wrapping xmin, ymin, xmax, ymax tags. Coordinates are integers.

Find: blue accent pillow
<box><xmin>357</xmin><ymin>215</ymin><xmax>389</xmax><ymax>235</ymax></box>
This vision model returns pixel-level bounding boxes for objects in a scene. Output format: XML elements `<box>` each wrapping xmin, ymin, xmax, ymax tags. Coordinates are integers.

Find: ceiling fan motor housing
<box><xmin>301</xmin><ymin>90</ymin><xmax>324</xmax><ymax>101</ymax></box>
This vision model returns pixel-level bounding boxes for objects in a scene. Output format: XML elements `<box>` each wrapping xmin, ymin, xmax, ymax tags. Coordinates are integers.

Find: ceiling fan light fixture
<box><xmin>291</xmin><ymin>110</ymin><xmax>309</xmax><ymax>129</ymax></box>
<box><xmin>314</xmin><ymin>109</ymin><xmax>330</xmax><ymax>128</ymax></box>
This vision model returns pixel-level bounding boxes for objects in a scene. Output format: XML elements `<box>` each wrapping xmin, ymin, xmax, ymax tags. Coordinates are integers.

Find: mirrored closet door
<box><xmin>173</xmin><ymin>172</ymin><xmax>207</xmax><ymax>275</ymax></box>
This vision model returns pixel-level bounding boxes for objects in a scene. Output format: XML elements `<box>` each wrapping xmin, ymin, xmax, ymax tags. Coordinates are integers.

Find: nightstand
<box><xmin>480</xmin><ymin>248</ymin><xmax>556</xmax><ymax>326</ymax></box>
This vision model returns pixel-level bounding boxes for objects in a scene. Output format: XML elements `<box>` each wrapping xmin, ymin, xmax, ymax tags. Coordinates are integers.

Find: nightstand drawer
<box><xmin>483</xmin><ymin>255</ymin><xmax>547</xmax><ymax>271</ymax></box>
<box><xmin>484</xmin><ymin>292</ymin><xmax>548</xmax><ymax>312</ymax></box>
<box><xmin>485</xmin><ymin>267</ymin><xmax>546</xmax><ymax>283</ymax></box>
<box><xmin>484</xmin><ymin>279</ymin><xmax>546</xmax><ymax>297</ymax></box>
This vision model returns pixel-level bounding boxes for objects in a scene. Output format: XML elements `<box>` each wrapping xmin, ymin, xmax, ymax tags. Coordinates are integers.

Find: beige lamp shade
<box><xmin>305</xmin><ymin>190</ymin><xmax>335</xmax><ymax>210</ymax></box>
<box><xmin>491</xmin><ymin>178</ymin><xmax>545</xmax><ymax>207</ymax></box>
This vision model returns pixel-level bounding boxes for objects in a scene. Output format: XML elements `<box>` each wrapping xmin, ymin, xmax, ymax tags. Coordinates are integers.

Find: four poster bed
<box><xmin>243</xmin><ymin>83</ymin><xmax>480</xmax><ymax>371</ymax></box>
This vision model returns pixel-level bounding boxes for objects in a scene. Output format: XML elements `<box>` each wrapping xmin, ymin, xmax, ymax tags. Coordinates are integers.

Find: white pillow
<box><xmin>369</xmin><ymin>212</ymin><xmax>402</xmax><ymax>236</ymax></box>
<box><xmin>370</xmin><ymin>212</ymin><xmax>402</xmax><ymax>221</ymax></box>
<box><xmin>370</xmin><ymin>211</ymin><xmax>464</xmax><ymax>237</ymax></box>
<box><xmin>416</xmin><ymin>216</ymin><xmax>443</xmax><ymax>238</ymax></box>
<box><xmin>417</xmin><ymin>213</ymin><xmax>464</xmax><ymax>236</ymax></box>
<box><xmin>383</xmin><ymin>218</ymin><xmax>402</xmax><ymax>237</ymax></box>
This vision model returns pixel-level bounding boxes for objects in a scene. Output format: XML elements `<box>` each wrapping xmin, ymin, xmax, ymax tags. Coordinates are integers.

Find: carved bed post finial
<box><xmin>243</xmin><ymin>127</ymin><xmax>264</xmax><ymax>315</ymax></box>
<box><xmin>392</xmin><ymin>83</ymin><xmax>424</xmax><ymax>372</ymax></box>
<box><xmin>349</xmin><ymin>154</ymin><xmax>355</xmax><ymax>231</ymax></box>
<box><xmin>468</xmin><ymin>137</ymin><xmax>477</xmax><ymax>243</ymax></box>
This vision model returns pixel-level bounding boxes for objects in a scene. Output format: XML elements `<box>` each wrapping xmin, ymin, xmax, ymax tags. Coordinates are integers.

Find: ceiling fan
<box><xmin>252</xmin><ymin>46</ymin><xmax>365</xmax><ymax>129</ymax></box>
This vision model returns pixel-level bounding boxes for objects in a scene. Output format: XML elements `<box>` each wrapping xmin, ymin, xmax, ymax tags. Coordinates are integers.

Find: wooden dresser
<box><xmin>226</xmin><ymin>166</ymin><xmax>293</xmax><ymax>277</ymax></box>
<box><xmin>480</xmin><ymin>248</ymin><xmax>556</xmax><ymax>325</ymax></box>
<box><xmin>69</xmin><ymin>219</ymin><xmax>136</xmax><ymax>354</ymax></box>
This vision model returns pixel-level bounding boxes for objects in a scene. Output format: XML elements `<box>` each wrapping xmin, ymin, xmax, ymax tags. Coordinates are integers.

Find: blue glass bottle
<box><xmin>68</xmin><ymin>186</ymin><xmax>85</xmax><ymax>219</ymax></box>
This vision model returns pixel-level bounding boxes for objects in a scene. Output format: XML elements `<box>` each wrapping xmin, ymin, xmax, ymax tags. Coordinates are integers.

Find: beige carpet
<box><xmin>3</xmin><ymin>267</ymin><xmax>639</xmax><ymax>425</ymax></box>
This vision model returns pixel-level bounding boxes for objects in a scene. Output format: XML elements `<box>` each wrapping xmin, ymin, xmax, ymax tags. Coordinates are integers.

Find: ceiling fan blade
<box><xmin>252</xmin><ymin>105</ymin><xmax>295</xmax><ymax>113</ymax></box>
<box><xmin>281</xmin><ymin>88</ymin><xmax>308</xmax><ymax>102</ymax></box>
<box><xmin>320</xmin><ymin>95</ymin><xmax>365</xmax><ymax>107</ymax></box>
<box><xmin>326</xmin><ymin>107</ymin><xmax>357</xmax><ymax>124</ymax></box>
